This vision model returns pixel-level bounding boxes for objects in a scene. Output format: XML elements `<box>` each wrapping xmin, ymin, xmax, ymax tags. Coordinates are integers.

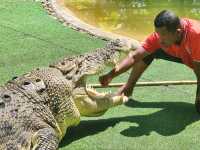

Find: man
<box><xmin>99</xmin><ymin>10</ymin><xmax>200</xmax><ymax>113</ymax></box>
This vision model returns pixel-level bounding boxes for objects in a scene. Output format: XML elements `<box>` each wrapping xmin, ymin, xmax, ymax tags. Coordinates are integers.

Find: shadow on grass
<box><xmin>60</xmin><ymin>99</ymin><xmax>200</xmax><ymax>147</ymax></box>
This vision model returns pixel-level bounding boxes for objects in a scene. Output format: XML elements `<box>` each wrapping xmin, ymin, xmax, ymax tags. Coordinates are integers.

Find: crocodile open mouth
<box><xmin>85</xmin><ymin>85</ymin><xmax>128</xmax><ymax>103</ymax></box>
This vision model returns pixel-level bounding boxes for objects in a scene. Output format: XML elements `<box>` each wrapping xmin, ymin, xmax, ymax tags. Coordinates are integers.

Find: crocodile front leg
<box><xmin>32</xmin><ymin>127</ymin><xmax>59</xmax><ymax>150</ymax></box>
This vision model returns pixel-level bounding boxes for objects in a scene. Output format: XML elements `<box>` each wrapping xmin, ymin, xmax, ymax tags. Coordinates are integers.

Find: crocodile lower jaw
<box><xmin>85</xmin><ymin>85</ymin><xmax>128</xmax><ymax>103</ymax></box>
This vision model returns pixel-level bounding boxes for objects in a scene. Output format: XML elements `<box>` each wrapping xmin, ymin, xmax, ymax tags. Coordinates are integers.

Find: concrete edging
<box><xmin>41</xmin><ymin>0</ymin><xmax>140</xmax><ymax>46</ymax></box>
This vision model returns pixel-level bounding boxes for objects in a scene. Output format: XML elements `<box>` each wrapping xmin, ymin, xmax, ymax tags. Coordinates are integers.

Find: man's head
<box><xmin>154</xmin><ymin>10</ymin><xmax>183</xmax><ymax>47</ymax></box>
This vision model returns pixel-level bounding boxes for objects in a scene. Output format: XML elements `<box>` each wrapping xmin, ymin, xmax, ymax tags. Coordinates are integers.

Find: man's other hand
<box><xmin>117</xmin><ymin>83</ymin><xmax>134</xmax><ymax>97</ymax></box>
<box><xmin>99</xmin><ymin>74</ymin><xmax>112</xmax><ymax>87</ymax></box>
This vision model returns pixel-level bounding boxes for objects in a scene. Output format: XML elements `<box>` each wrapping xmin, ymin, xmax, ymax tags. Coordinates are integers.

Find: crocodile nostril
<box><xmin>10</xmin><ymin>109</ymin><xmax>18</xmax><ymax>118</ymax></box>
<box><xmin>37</xmin><ymin>88</ymin><xmax>46</xmax><ymax>94</ymax></box>
<box><xmin>0</xmin><ymin>102</ymin><xmax>5</xmax><ymax>109</ymax></box>
<box><xmin>61</xmin><ymin>62</ymin><xmax>65</xmax><ymax>65</ymax></box>
<box><xmin>66</xmin><ymin>76</ymin><xmax>72</xmax><ymax>80</ymax></box>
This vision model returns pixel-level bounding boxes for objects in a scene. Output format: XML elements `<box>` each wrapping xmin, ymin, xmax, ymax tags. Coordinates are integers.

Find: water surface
<box><xmin>64</xmin><ymin>0</ymin><xmax>200</xmax><ymax>41</ymax></box>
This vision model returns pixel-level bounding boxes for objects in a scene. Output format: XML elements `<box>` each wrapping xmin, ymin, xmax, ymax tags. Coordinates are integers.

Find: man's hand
<box><xmin>117</xmin><ymin>83</ymin><xmax>134</xmax><ymax>97</ymax></box>
<box><xmin>99</xmin><ymin>74</ymin><xmax>113</xmax><ymax>87</ymax></box>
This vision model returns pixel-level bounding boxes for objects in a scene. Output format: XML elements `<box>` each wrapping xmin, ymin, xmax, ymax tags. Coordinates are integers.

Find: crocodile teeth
<box><xmin>86</xmin><ymin>84</ymin><xmax>96</xmax><ymax>92</ymax></box>
<box><xmin>85</xmin><ymin>84</ymin><xmax>108</xmax><ymax>96</ymax></box>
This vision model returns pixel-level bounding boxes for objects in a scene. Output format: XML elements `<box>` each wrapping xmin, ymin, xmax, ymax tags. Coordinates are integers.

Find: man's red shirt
<box><xmin>142</xmin><ymin>18</ymin><xmax>200</xmax><ymax>69</ymax></box>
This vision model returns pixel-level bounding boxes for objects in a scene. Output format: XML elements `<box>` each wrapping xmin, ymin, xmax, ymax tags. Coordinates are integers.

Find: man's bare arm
<box><xmin>99</xmin><ymin>46</ymin><xmax>149</xmax><ymax>86</ymax></box>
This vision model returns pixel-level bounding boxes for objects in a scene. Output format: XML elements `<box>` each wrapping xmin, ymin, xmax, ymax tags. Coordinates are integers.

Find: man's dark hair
<box><xmin>154</xmin><ymin>10</ymin><xmax>181</xmax><ymax>32</ymax></box>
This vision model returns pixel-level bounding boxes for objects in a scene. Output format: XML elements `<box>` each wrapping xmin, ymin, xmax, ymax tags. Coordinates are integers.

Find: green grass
<box><xmin>0</xmin><ymin>1</ymin><xmax>199</xmax><ymax>150</ymax></box>
<box><xmin>0</xmin><ymin>0</ymin><xmax>105</xmax><ymax>84</ymax></box>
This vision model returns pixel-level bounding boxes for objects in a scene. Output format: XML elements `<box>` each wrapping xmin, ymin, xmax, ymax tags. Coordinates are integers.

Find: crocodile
<box><xmin>0</xmin><ymin>39</ymin><xmax>138</xmax><ymax>150</ymax></box>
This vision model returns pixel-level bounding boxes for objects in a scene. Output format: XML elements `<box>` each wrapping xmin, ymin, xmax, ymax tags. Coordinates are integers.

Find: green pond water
<box><xmin>64</xmin><ymin>0</ymin><xmax>200</xmax><ymax>41</ymax></box>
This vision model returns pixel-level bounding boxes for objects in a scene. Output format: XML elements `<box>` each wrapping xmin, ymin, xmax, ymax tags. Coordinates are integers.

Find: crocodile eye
<box><xmin>4</xmin><ymin>94</ymin><xmax>10</xmax><ymax>99</ymax></box>
<box><xmin>23</xmin><ymin>81</ymin><xmax>30</xmax><ymax>85</ymax></box>
<box><xmin>35</xmin><ymin>79</ymin><xmax>41</xmax><ymax>82</ymax></box>
<box><xmin>3</xmin><ymin>94</ymin><xmax>11</xmax><ymax>102</ymax></box>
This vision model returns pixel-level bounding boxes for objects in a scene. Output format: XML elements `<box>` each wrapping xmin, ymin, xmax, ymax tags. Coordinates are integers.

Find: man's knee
<box><xmin>142</xmin><ymin>53</ymin><xmax>155</xmax><ymax>65</ymax></box>
<box><xmin>142</xmin><ymin>48</ymin><xmax>183</xmax><ymax>65</ymax></box>
<box><xmin>142</xmin><ymin>49</ymin><xmax>162</xmax><ymax>65</ymax></box>
<box><xmin>195</xmin><ymin>100</ymin><xmax>200</xmax><ymax>114</ymax></box>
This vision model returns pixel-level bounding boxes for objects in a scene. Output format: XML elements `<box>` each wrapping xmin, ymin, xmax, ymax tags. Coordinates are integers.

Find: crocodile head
<box><xmin>50</xmin><ymin>38</ymin><xmax>140</xmax><ymax>84</ymax></box>
<box><xmin>49</xmin><ymin>39</ymin><xmax>137</xmax><ymax>116</ymax></box>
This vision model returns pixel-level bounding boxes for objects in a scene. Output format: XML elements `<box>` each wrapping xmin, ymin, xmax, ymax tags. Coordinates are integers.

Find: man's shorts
<box><xmin>143</xmin><ymin>48</ymin><xmax>183</xmax><ymax>65</ymax></box>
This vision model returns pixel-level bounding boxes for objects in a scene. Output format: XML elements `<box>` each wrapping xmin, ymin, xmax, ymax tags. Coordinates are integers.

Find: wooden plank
<box><xmin>90</xmin><ymin>80</ymin><xmax>197</xmax><ymax>88</ymax></box>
